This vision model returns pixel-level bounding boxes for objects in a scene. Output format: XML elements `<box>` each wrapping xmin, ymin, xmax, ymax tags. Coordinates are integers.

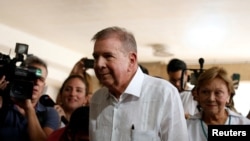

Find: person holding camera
<box><xmin>55</xmin><ymin>57</ymin><xmax>94</xmax><ymax>106</ymax></box>
<box><xmin>167</xmin><ymin>58</ymin><xmax>199</xmax><ymax>119</ymax></box>
<box><xmin>47</xmin><ymin>106</ymin><xmax>90</xmax><ymax>141</ymax></box>
<box><xmin>0</xmin><ymin>55</ymin><xmax>60</xmax><ymax>141</ymax></box>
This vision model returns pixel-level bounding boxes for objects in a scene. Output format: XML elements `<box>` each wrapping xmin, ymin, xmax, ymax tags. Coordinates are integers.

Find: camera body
<box><xmin>83</xmin><ymin>58</ymin><xmax>94</xmax><ymax>68</ymax></box>
<box><xmin>0</xmin><ymin>43</ymin><xmax>42</xmax><ymax>100</ymax></box>
<box><xmin>179</xmin><ymin>58</ymin><xmax>205</xmax><ymax>91</ymax></box>
<box><xmin>179</xmin><ymin>68</ymin><xmax>204</xmax><ymax>91</ymax></box>
<box><xmin>189</xmin><ymin>69</ymin><xmax>204</xmax><ymax>86</ymax></box>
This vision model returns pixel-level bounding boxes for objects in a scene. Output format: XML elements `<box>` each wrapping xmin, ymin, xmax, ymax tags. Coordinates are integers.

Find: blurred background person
<box><xmin>246</xmin><ymin>110</ymin><xmax>250</xmax><ymax>119</ymax></box>
<box><xmin>191</xmin><ymin>86</ymin><xmax>198</xmax><ymax>101</ymax></box>
<box><xmin>167</xmin><ymin>58</ymin><xmax>198</xmax><ymax>118</ymax></box>
<box><xmin>69</xmin><ymin>57</ymin><xmax>94</xmax><ymax>98</ymax></box>
<box><xmin>0</xmin><ymin>55</ymin><xmax>60</xmax><ymax>141</ymax></box>
<box><xmin>186</xmin><ymin>66</ymin><xmax>250</xmax><ymax>141</ymax></box>
<box><xmin>56</xmin><ymin>57</ymin><xmax>94</xmax><ymax>106</ymax></box>
<box><xmin>139</xmin><ymin>64</ymin><xmax>149</xmax><ymax>74</ymax></box>
<box><xmin>47</xmin><ymin>106</ymin><xmax>89</xmax><ymax>141</ymax></box>
<box><xmin>54</xmin><ymin>74</ymin><xmax>89</xmax><ymax>127</ymax></box>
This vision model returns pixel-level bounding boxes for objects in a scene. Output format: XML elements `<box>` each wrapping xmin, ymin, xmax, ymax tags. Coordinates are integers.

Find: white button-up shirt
<box><xmin>90</xmin><ymin>68</ymin><xmax>188</xmax><ymax>141</ymax></box>
<box><xmin>180</xmin><ymin>89</ymin><xmax>199</xmax><ymax>115</ymax></box>
<box><xmin>187</xmin><ymin>108</ymin><xmax>250</xmax><ymax>141</ymax></box>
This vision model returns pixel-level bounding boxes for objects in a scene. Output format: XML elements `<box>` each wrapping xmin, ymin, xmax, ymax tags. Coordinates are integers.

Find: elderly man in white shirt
<box><xmin>89</xmin><ymin>26</ymin><xmax>188</xmax><ymax>141</ymax></box>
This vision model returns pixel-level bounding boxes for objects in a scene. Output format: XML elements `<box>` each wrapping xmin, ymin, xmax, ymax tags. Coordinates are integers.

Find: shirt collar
<box><xmin>36</xmin><ymin>101</ymin><xmax>47</xmax><ymax>112</ymax></box>
<box><xmin>123</xmin><ymin>66</ymin><xmax>145</xmax><ymax>97</ymax></box>
<box><xmin>190</xmin><ymin>107</ymin><xmax>241</xmax><ymax>119</ymax></box>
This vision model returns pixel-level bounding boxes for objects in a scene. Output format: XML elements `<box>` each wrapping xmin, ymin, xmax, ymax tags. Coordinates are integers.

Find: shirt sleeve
<box><xmin>160</xmin><ymin>85</ymin><xmax>189</xmax><ymax>141</ymax></box>
<box><xmin>44</xmin><ymin>107</ymin><xmax>60</xmax><ymax>130</ymax></box>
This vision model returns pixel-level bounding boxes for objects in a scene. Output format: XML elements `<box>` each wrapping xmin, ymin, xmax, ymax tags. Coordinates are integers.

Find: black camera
<box><xmin>83</xmin><ymin>58</ymin><xmax>94</xmax><ymax>68</ymax></box>
<box><xmin>0</xmin><ymin>43</ymin><xmax>42</xmax><ymax>100</ymax></box>
<box><xmin>180</xmin><ymin>58</ymin><xmax>205</xmax><ymax>91</ymax></box>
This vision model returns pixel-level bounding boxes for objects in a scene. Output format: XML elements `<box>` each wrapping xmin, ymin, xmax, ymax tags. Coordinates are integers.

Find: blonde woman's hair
<box><xmin>196</xmin><ymin>66</ymin><xmax>238</xmax><ymax>113</ymax></box>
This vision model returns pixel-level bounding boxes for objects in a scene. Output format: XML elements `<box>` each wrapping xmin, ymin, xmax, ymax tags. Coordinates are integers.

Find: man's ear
<box><xmin>128</xmin><ymin>52</ymin><xmax>137</xmax><ymax>71</ymax></box>
<box><xmin>129</xmin><ymin>52</ymin><xmax>137</xmax><ymax>64</ymax></box>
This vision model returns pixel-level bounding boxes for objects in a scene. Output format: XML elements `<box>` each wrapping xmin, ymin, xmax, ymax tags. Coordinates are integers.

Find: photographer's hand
<box><xmin>70</xmin><ymin>57</ymin><xmax>87</xmax><ymax>76</ymax></box>
<box><xmin>54</xmin><ymin>104</ymin><xmax>67</xmax><ymax>120</ymax></box>
<box><xmin>0</xmin><ymin>76</ymin><xmax>9</xmax><ymax>90</ymax></box>
<box><xmin>11</xmin><ymin>98</ymin><xmax>33</xmax><ymax>116</ymax></box>
<box><xmin>14</xmin><ymin>99</ymin><xmax>48</xmax><ymax>141</ymax></box>
<box><xmin>24</xmin><ymin>99</ymin><xmax>48</xmax><ymax>141</ymax></box>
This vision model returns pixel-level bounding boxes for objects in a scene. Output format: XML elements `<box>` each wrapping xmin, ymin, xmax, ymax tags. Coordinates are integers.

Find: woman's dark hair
<box><xmin>68</xmin><ymin>106</ymin><xmax>89</xmax><ymax>134</ymax></box>
<box><xmin>59</xmin><ymin>106</ymin><xmax>89</xmax><ymax>141</ymax></box>
<box><xmin>139</xmin><ymin>64</ymin><xmax>149</xmax><ymax>74</ymax></box>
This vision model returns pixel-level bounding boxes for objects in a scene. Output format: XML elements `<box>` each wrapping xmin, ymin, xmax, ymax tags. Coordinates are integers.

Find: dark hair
<box><xmin>139</xmin><ymin>64</ymin><xmax>149</xmax><ymax>74</ymax></box>
<box><xmin>23</xmin><ymin>55</ymin><xmax>48</xmax><ymax>74</ymax></box>
<box><xmin>167</xmin><ymin>58</ymin><xmax>187</xmax><ymax>73</ymax></box>
<box><xmin>60</xmin><ymin>106</ymin><xmax>89</xmax><ymax>141</ymax></box>
<box><xmin>68</xmin><ymin>106</ymin><xmax>89</xmax><ymax>133</ymax></box>
<box><xmin>91</xmin><ymin>26</ymin><xmax>137</xmax><ymax>53</ymax></box>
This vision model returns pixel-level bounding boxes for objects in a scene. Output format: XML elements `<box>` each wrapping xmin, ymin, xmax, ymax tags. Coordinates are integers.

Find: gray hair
<box><xmin>91</xmin><ymin>26</ymin><xmax>137</xmax><ymax>53</ymax></box>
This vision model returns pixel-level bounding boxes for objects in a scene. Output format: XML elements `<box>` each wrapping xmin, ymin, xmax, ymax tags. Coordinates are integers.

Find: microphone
<box><xmin>199</xmin><ymin>58</ymin><xmax>204</xmax><ymax>70</ymax></box>
<box><xmin>40</xmin><ymin>94</ymin><xmax>69</xmax><ymax>125</ymax></box>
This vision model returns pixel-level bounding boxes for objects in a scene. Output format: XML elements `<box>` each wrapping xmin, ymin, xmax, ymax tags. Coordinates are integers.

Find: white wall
<box><xmin>0</xmin><ymin>23</ymin><xmax>84</xmax><ymax>88</ymax></box>
<box><xmin>234</xmin><ymin>81</ymin><xmax>250</xmax><ymax>117</ymax></box>
<box><xmin>0</xmin><ymin>23</ymin><xmax>85</xmax><ymax>103</ymax></box>
<box><xmin>43</xmin><ymin>85</ymin><xmax>59</xmax><ymax>102</ymax></box>
<box><xmin>1</xmin><ymin>23</ymin><xmax>249</xmax><ymax>115</ymax></box>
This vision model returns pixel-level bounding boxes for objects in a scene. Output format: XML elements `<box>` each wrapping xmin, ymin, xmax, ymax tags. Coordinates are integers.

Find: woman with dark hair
<box><xmin>47</xmin><ymin>106</ymin><xmax>89</xmax><ymax>141</ymax></box>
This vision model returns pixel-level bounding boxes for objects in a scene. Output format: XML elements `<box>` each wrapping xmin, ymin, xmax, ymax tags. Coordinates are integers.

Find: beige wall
<box><xmin>140</xmin><ymin>62</ymin><xmax>250</xmax><ymax>81</ymax></box>
<box><xmin>90</xmin><ymin>62</ymin><xmax>250</xmax><ymax>92</ymax></box>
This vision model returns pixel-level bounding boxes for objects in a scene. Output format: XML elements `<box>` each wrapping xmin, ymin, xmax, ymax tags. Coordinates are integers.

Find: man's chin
<box><xmin>100</xmin><ymin>78</ymin><xmax>112</xmax><ymax>85</ymax></box>
<box><xmin>31</xmin><ymin>92</ymin><xmax>40</xmax><ymax>100</ymax></box>
<box><xmin>101</xmin><ymin>82</ymin><xmax>110</xmax><ymax>87</ymax></box>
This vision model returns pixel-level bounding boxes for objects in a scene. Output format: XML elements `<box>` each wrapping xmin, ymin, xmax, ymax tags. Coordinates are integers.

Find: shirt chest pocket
<box><xmin>132</xmin><ymin>130</ymin><xmax>160</xmax><ymax>141</ymax></box>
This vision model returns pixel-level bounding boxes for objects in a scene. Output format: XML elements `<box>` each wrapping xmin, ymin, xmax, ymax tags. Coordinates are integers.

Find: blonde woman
<box><xmin>187</xmin><ymin>66</ymin><xmax>250</xmax><ymax>141</ymax></box>
<box><xmin>55</xmin><ymin>75</ymin><xmax>89</xmax><ymax>127</ymax></box>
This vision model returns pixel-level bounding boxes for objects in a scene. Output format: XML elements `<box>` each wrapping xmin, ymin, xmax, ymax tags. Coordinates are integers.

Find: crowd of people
<box><xmin>0</xmin><ymin>26</ymin><xmax>250</xmax><ymax>141</ymax></box>
<box><xmin>0</xmin><ymin>56</ymin><xmax>60</xmax><ymax>141</ymax></box>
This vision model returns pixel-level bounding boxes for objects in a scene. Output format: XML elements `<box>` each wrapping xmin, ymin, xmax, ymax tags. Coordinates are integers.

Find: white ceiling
<box><xmin>0</xmin><ymin>0</ymin><xmax>250</xmax><ymax>87</ymax></box>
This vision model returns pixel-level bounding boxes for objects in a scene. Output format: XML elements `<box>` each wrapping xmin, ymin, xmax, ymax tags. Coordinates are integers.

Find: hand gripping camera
<box><xmin>0</xmin><ymin>43</ymin><xmax>42</xmax><ymax>100</ymax></box>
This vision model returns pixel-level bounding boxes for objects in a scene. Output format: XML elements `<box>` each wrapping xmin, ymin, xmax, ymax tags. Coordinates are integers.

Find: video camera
<box><xmin>0</xmin><ymin>43</ymin><xmax>42</xmax><ymax>100</ymax></box>
<box><xmin>180</xmin><ymin>58</ymin><xmax>205</xmax><ymax>91</ymax></box>
<box><xmin>181</xmin><ymin>58</ymin><xmax>241</xmax><ymax>91</ymax></box>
